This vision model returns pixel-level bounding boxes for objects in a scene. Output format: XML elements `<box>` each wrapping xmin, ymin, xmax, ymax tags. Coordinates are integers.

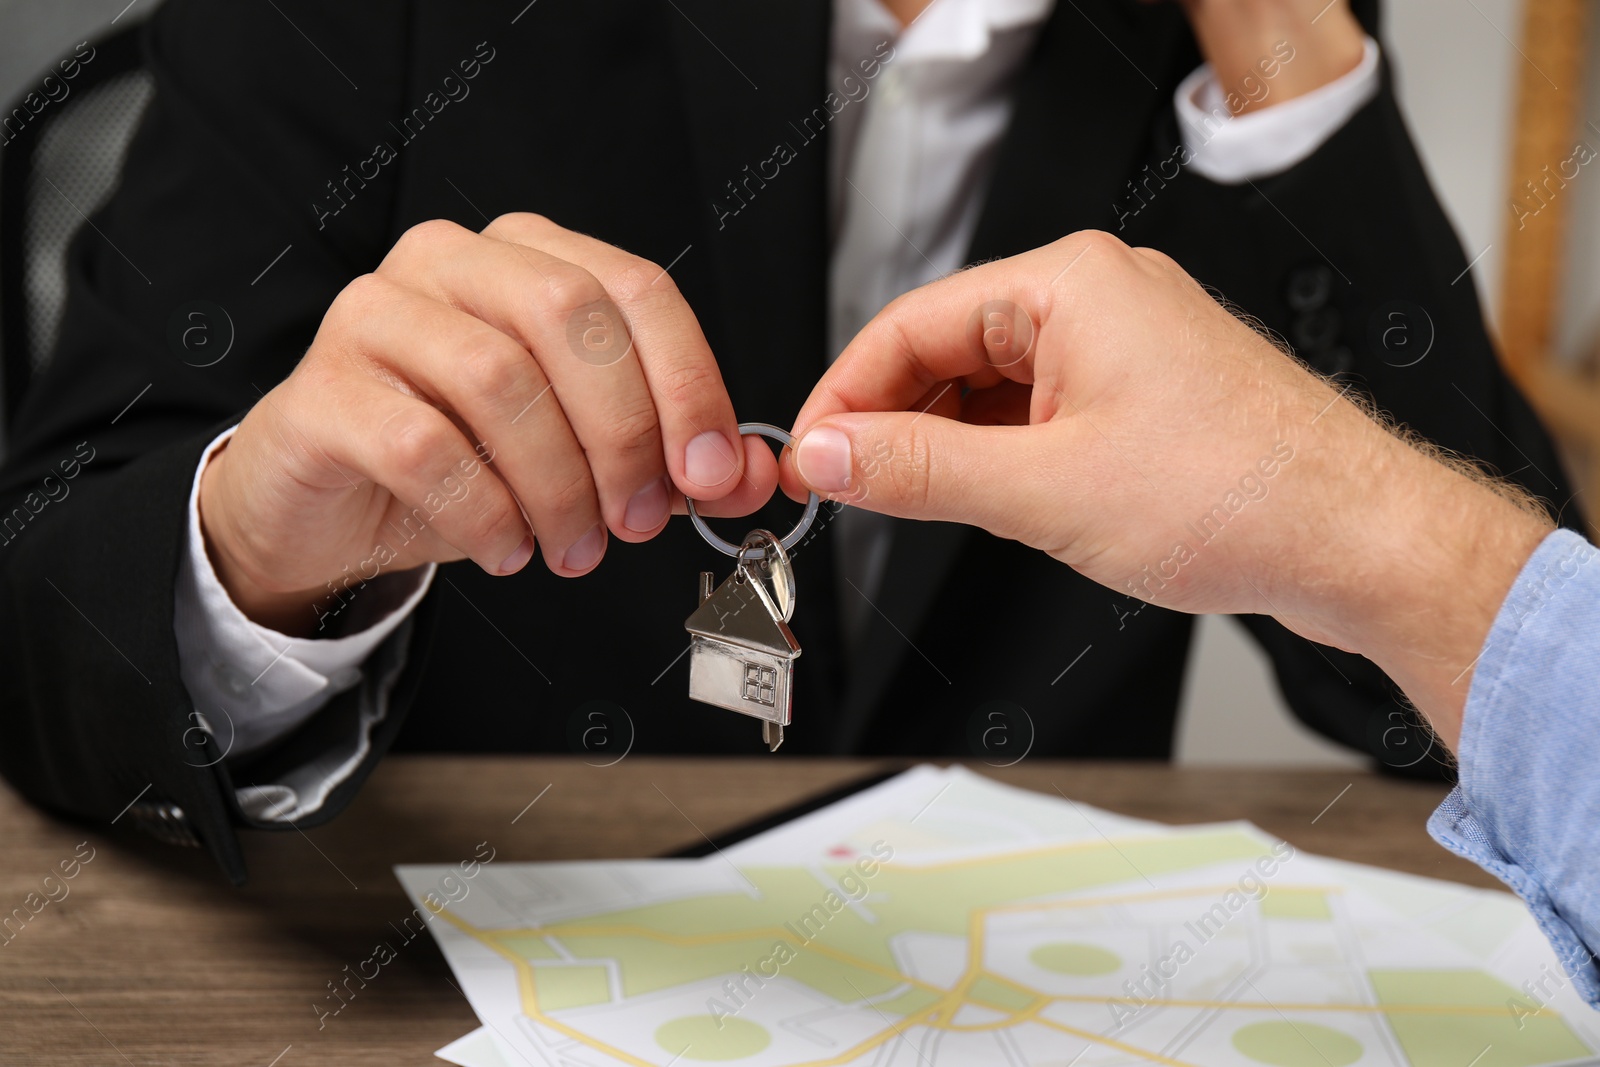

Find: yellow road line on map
<box><xmin>936</xmin><ymin>997</ymin><xmax>1050</xmax><ymax>1032</ymax></box>
<box><xmin>471</xmin><ymin>922</ymin><xmax>788</xmax><ymax>944</ymax></box>
<box><xmin>1037</xmin><ymin>1016</ymin><xmax>1203</xmax><ymax>1067</ymax></box>
<box><xmin>464</xmin><ymin>918</ymin><xmax>951</xmax><ymax>999</ymax></box>
<box><xmin>787</xmin><ymin>1005</ymin><xmax>946</xmax><ymax>1067</ymax></box>
<box><xmin>437</xmin><ymin>908</ymin><xmax>660</xmax><ymax>1066</ymax></box>
<box><xmin>987</xmin><ymin>884</ymin><xmax>1343</xmax><ymax>915</ymax></box>
<box><xmin>796</xmin><ymin>940</ymin><xmax>948</xmax><ymax>995</ymax></box>
<box><xmin>1085</xmin><ymin>995</ymin><xmax>1551</xmax><ymax>1017</ymax></box>
<box><xmin>878</xmin><ymin>832</ymin><xmax>1251</xmax><ymax>873</ymax></box>
<box><xmin>537</xmin><ymin>923</ymin><xmax>792</xmax><ymax>945</ymax></box>
<box><xmin>935</xmin><ymin>907</ymin><xmax>989</xmax><ymax>1022</ymax></box>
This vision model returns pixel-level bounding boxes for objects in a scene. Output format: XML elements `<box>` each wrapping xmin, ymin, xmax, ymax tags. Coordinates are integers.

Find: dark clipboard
<box><xmin>664</xmin><ymin>764</ymin><xmax>910</xmax><ymax>858</ymax></box>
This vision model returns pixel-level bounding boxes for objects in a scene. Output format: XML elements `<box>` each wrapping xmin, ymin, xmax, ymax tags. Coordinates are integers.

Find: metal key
<box><xmin>683</xmin><ymin>424</ymin><xmax>820</xmax><ymax>752</ymax></box>
<box><xmin>684</xmin><ymin>530</ymin><xmax>798</xmax><ymax>751</ymax></box>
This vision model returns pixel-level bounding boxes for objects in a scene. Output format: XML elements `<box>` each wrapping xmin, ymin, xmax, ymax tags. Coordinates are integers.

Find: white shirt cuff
<box><xmin>173</xmin><ymin>424</ymin><xmax>435</xmax><ymax>765</ymax></box>
<box><xmin>1176</xmin><ymin>36</ymin><xmax>1380</xmax><ymax>185</ymax></box>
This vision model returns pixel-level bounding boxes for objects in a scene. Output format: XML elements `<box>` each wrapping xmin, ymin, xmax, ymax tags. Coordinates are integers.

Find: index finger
<box><xmin>489</xmin><ymin>214</ymin><xmax>750</xmax><ymax>502</ymax></box>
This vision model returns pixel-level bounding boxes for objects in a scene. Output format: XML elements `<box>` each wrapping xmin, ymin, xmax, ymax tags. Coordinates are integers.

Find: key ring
<box><xmin>736</xmin><ymin>528</ymin><xmax>796</xmax><ymax>622</ymax></box>
<box><xmin>686</xmin><ymin>422</ymin><xmax>820</xmax><ymax>559</ymax></box>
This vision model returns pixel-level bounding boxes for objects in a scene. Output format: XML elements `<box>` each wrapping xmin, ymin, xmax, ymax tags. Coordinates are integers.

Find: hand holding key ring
<box><xmin>686</xmin><ymin>423</ymin><xmax>820</xmax><ymax>560</ymax></box>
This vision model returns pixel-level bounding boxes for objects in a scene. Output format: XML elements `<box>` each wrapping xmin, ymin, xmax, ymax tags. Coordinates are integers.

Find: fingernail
<box><xmin>561</xmin><ymin>523</ymin><xmax>606</xmax><ymax>573</ymax></box>
<box><xmin>624</xmin><ymin>476</ymin><xmax>671</xmax><ymax>533</ymax></box>
<box><xmin>685</xmin><ymin>430</ymin><xmax>738</xmax><ymax>488</ymax></box>
<box><xmin>498</xmin><ymin>536</ymin><xmax>534</xmax><ymax>575</ymax></box>
<box><xmin>796</xmin><ymin>427</ymin><xmax>852</xmax><ymax>492</ymax></box>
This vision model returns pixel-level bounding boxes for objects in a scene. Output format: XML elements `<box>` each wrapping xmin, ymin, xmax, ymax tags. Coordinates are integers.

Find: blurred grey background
<box><xmin>0</xmin><ymin>0</ymin><xmax>1581</xmax><ymax>767</ymax></box>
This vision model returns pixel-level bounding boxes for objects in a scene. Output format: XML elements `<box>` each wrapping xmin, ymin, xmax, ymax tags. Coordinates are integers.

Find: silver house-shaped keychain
<box><xmin>684</xmin><ymin>531</ymin><xmax>799</xmax><ymax>748</ymax></box>
<box><xmin>683</xmin><ymin>424</ymin><xmax>821</xmax><ymax>752</ymax></box>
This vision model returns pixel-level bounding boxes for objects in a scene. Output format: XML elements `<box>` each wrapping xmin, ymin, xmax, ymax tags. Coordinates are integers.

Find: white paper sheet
<box><xmin>408</xmin><ymin>765</ymin><xmax>1599</xmax><ymax>1066</ymax></box>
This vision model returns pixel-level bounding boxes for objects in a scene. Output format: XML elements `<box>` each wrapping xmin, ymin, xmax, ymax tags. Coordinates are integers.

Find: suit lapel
<box><xmin>665</xmin><ymin>0</ymin><xmax>833</xmax><ymax>427</ymax></box>
<box><xmin>841</xmin><ymin>0</ymin><xmax>1192</xmax><ymax>740</ymax></box>
<box><xmin>968</xmin><ymin>0</ymin><xmax>1191</xmax><ymax>262</ymax></box>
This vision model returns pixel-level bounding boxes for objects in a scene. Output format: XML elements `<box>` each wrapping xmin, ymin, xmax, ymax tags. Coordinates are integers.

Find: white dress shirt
<box><xmin>174</xmin><ymin>0</ymin><xmax>1382</xmax><ymax>819</ymax></box>
<box><xmin>174</xmin><ymin>425</ymin><xmax>435</xmax><ymax>820</ymax></box>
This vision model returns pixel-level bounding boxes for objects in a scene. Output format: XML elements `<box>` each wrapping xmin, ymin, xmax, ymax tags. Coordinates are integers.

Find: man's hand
<box><xmin>1165</xmin><ymin>0</ymin><xmax>1367</xmax><ymax>113</ymax></box>
<box><xmin>787</xmin><ymin>232</ymin><xmax>1553</xmax><ymax>742</ymax></box>
<box><xmin>200</xmin><ymin>214</ymin><xmax>775</xmax><ymax>635</ymax></box>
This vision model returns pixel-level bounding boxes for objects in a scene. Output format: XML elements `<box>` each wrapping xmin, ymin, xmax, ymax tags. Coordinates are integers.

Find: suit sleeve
<box><xmin>1133</xmin><ymin>17</ymin><xmax>1577</xmax><ymax>777</ymax></box>
<box><xmin>0</xmin><ymin>0</ymin><xmax>428</xmax><ymax>883</ymax></box>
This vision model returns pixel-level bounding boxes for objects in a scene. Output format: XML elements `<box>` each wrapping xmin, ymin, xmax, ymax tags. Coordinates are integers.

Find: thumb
<box><xmin>790</xmin><ymin>412</ymin><xmax>1066</xmax><ymax>542</ymax></box>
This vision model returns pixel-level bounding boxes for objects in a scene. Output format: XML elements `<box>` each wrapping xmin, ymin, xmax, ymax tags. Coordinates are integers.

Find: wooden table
<box><xmin>0</xmin><ymin>757</ymin><xmax>1496</xmax><ymax>1065</ymax></box>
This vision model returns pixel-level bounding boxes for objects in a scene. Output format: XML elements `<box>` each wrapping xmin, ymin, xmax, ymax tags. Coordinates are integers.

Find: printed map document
<box><xmin>396</xmin><ymin>766</ymin><xmax>1599</xmax><ymax>1067</ymax></box>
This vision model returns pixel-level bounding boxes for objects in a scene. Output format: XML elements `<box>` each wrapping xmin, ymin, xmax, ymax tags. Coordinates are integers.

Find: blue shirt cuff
<box><xmin>1427</xmin><ymin>528</ymin><xmax>1600</xmax><ymax>1006</ymax></box>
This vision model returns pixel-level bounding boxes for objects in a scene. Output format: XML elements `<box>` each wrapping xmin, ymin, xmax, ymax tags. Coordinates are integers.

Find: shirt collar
<box><xmin>835</xmin><ymin>0</ymin><xmax>1055</xmax><ymax>65</ymax></box>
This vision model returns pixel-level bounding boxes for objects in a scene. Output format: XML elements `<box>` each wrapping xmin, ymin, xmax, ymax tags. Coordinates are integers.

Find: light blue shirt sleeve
<box><xmin>1427</xmin><ymin>528</ymin><xmax>1600</xmax><ymax>1006</ymax></box>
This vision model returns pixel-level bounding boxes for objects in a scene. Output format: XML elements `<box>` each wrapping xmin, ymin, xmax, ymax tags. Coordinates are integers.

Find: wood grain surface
<box><xmin>0</xmin><ymin>757</ymin><xmax>1495</xmax><ymax>1065</ymax></box>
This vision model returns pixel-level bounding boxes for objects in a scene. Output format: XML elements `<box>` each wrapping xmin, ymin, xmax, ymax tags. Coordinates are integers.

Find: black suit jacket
<box><xmin>0</xmin><ymin>0</ymin><xmax>1572</xmax><ymax>883</ymax></box>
